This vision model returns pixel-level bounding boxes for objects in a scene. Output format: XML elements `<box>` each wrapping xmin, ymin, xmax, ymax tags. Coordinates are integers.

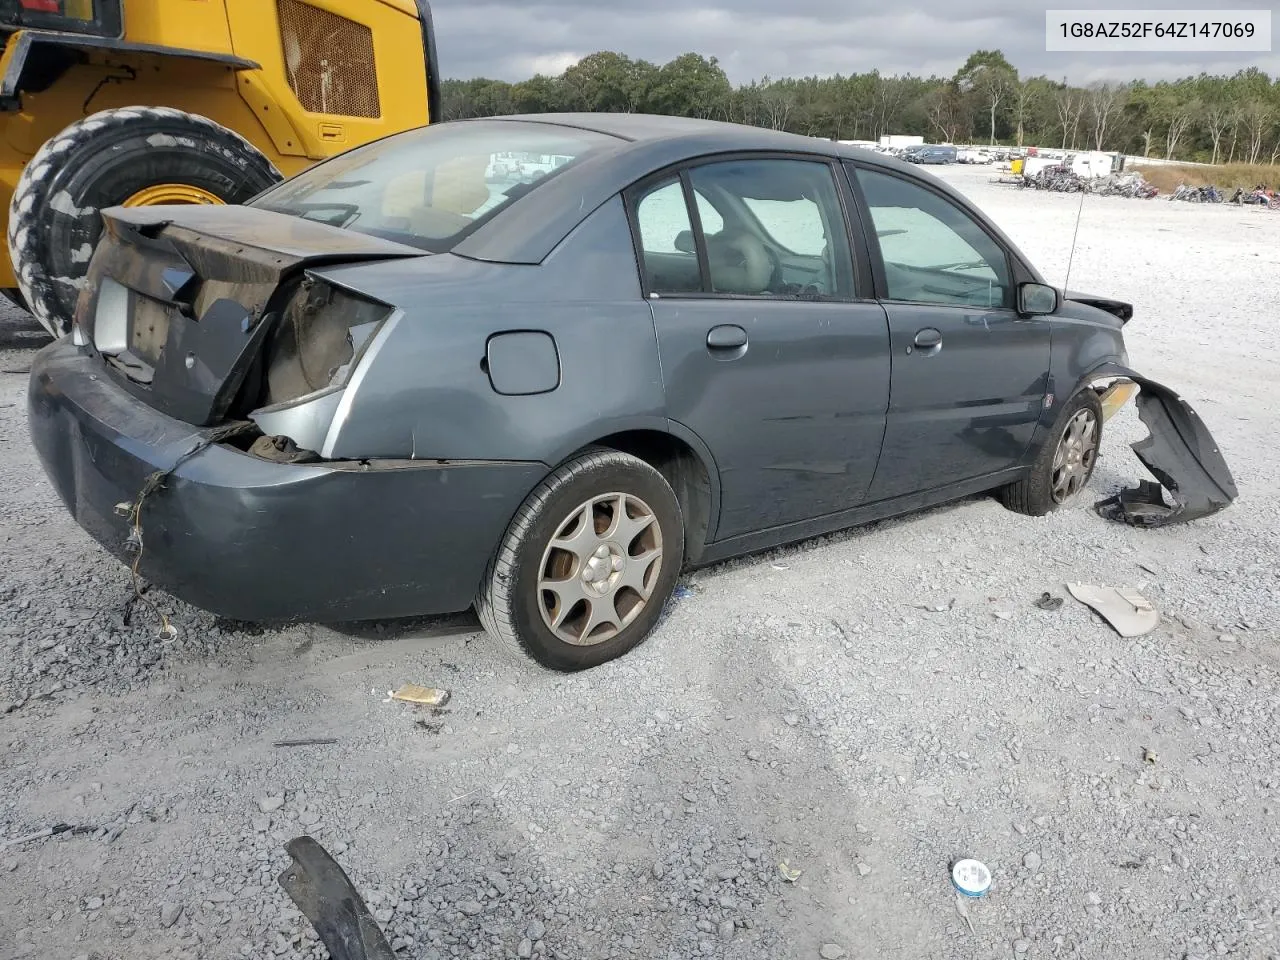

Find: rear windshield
<box><xmin>251</xmin><ymin>120</ymin><xmax>620</xmax><ymax>252</ymax></box>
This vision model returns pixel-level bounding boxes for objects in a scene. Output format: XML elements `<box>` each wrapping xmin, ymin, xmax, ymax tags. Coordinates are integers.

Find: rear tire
<box><xmin>1000</xmin><ymin>389</ymin><xmax>1103</xmax><ymax>517</ymax></box>
<box><xmin>7</xmin><ymin>106</ymin><xmax>282</xmax><ymax>338</ymax></box>
<box><xmin>476</xmin><ymin>449</ymin><xmax>685</xmax><ymax>672</ymax></box>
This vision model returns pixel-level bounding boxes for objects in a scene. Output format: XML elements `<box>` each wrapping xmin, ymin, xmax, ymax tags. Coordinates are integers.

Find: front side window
<box><xmin>854</xmin><ymin>167</ymin><xmax>1011</xmax><ymax>309</ymax></box>
<box><xmin>251</xmin><ymin>120</ymin><xmax>619</xmax><ymax>252</ymax></box>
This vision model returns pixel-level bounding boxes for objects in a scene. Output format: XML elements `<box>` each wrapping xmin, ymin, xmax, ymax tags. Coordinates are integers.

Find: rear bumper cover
<box><xmin>27</xmin><ymin>340</ymin><xmax>545</xmax><ymax>622</ymax></box>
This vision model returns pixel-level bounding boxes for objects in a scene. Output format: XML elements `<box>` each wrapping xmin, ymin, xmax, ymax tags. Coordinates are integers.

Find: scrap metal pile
<box><xmin>1169</xmin><ymin>184</ymin><xmax>1280</xmax><ymax>207</ymax></box>
<box><xmin>1016</xmin><ymin>165</ymin><xmax>1158</xmax><ymax>198</ymax></box>
<box><xmin>1007</xmin><ymin>165</ymin><xmax>1280</xmax><ymax>208</ymax></box>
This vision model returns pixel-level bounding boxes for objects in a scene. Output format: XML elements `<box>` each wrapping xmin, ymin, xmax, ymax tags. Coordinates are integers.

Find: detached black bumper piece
<box><xmin>27</xmin><ymin>340</ymin><xmax>545</xmax><ymax>623</ymax></box>
<box><xmin>1095</xmin><ymin>374</ymin><xmax>1238</xmax><ymax>528</ymax></box>
<box><xmin>279</xmin><ymin>836</ymin><xmax>395</xmax><ymax>960</ymax></box>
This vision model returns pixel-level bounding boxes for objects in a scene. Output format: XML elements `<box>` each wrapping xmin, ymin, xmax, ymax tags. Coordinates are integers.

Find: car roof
<box><xmin>483</xmin><ymin>112</ymin><xmax>841</xmax><ymax>150</ymax></box>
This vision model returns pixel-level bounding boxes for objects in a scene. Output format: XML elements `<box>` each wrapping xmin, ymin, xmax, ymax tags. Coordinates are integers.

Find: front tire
<box><xmin>476</xmin><ymin>449</ymin><xmax>685</xmax><ymax>672</ymax></box>
<box><xmin>7</xmin><ymin>106</ymin><xmax>282</xmax><ymax>338</ymax></box>
<box><xmin>1000</xmin><ymin>389</ymin><xmax>1103</xmax><ymax>516</ymax></box>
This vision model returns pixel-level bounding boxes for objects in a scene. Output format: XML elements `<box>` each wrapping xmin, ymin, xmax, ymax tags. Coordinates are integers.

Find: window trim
<box><xmin>622</xmin><ymin>150</ymin><xmax>874</xmax><ymax>304</ymax></box>
<box><xmin>679</xmin><ymin>170</ymin><xmax>714</xmax><ymax>294</ymax></box>
<box><xmin>842</xmin><ymin>160</ymin><xmax>1027</xmax><ymax>312</ymax></box>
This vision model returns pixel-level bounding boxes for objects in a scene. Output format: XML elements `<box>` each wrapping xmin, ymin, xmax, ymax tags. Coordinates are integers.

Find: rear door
<box><xmin>845</xmin><ymin>162</ymin><xmax>1052</xmax><ymax>502</ymax></box>
<box><xmin>630</xmin><ymin>155</ymin><xmax>891</xmax><ymax>541</ymax></box>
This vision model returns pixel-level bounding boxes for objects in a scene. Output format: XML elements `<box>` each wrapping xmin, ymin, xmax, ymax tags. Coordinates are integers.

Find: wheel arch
<box><xmin>1028</xmin><ymin>351</ymin><xmax>1133</xmax><ymax>458</ymax></box>
<box><xmin>561</xmin><ymin>425</ymin><xmax>721</xmax><ymax>566</ymax></box>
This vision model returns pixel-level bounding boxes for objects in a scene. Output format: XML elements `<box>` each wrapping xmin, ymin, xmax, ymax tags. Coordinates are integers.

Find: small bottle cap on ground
<box><xmin>951</xmin><ymin>858</ymin><xmax>992</xmax><ymax>897</ymax></box>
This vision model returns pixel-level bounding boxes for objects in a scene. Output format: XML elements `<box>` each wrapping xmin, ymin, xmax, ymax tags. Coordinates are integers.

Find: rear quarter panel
<box><xmin>312</xmin><ymin>194</ymin><xmax>666</xmax><ymax>464</ymax></box>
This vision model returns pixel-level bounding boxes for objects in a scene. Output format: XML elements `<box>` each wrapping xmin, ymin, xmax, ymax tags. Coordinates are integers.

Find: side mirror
<box><xmin>1018</xmin><ymin>281</ymin><xmax>1059</xmax><ymax>317</ymax></box>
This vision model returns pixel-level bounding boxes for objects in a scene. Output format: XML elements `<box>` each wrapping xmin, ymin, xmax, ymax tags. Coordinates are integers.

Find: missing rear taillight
<box><xmin>260</xmin><ymin>274</ymin><xmax>390</xmax><ymax>408</ymax></box>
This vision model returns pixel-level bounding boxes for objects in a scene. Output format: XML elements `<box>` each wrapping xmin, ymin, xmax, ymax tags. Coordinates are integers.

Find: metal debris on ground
<box><xmin>951</xmin><ymin>858</ymin><xmax>992</xmax><ymax>898</ymax></box>
<box><xmin>1034</xmin><ymin>592</ymin><xmax>1064</xmax><ymax>611</ymax></box>
<box><xmin>778</xmin><ymin>861</ymin><xmax>802</xmax><ymax>883</ymax></box>
<box><xmin>1143</xmin><ymin>747</ymin><xmax>1159</xmax><ymax>764</ymax></box>
<box><xmin>273</xmin><ymin>738</ymin><xmax>339</xmax><ymax>748</ymax></box>
<box><xmin>1065</xmin><ymin>583</ymin><xmax>1160</xmax><ymax>638</ymax></box>
<box><xmin>389</xmin><ymin>684</ymin><xmax>451</xmax><ymax>707</ymax></box>
<box><xmin>3</xmin><ymin>823</ymin><xmax>97</xmax><ymax>848</ymax></box>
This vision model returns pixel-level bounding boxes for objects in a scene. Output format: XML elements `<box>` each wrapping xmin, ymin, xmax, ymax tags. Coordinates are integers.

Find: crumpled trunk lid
<box><xmin>77</xmin><ymin>205</ymin><xmax>425</xmax><ymax>426</ymax></box>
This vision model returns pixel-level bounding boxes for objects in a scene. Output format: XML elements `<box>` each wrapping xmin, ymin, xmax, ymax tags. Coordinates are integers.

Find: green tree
<box><xmin>509</xmin><ymin>74</ymin><xmax>565</xmax><ymax>113</ymax></box>
<box><xmin>956</xmin><ymin>50</ymin><xmax>1017</xmax><ymax>145</ymax></box>
<box><xmin>925</xmin><ymin>82</ymin><xmax>967</xmax><ymax>143</ymax></box>
<box><xmin>561</xmin><ymin>52</ymin><xmax>657</xmax><ymax>113</ymax></box>
<box><xmin>649</xmin><ymin>53</ymin><xmax>732</xmax><ymax>118</ymax></box>
<box><xmin>1087</xmin><ymin>82</ymin><xmax>1128</xmax><ymax>150</ymax></box>
<box><xmin>433</xmin><ymin>50</ymin><xmax>1279</xmax><ymax>165</ymax></box>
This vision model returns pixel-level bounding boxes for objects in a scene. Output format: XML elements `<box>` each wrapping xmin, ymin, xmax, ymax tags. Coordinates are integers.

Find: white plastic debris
<box><xmin>951</xmin><ymin>858</ymin><xmax>992</xmax><ymax>898</ymax></box>
<box><xmin>1066</xmin><ymin>583</ymin><xmax>1160</xmax><ymax>637</ymax></box>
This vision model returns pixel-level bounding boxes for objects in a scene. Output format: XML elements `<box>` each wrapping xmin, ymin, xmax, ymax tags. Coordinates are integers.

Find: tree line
<box><xmin>439</xmin><ymin>50</ymin><xmax>1280</xmax><ymax>165</ymax></box>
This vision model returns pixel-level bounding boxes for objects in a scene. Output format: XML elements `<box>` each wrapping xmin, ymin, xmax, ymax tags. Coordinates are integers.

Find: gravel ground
<box><xmin>2</xmin><ymin>164</ymin><xmax>1279</xmax><ymax>960</ymax></box>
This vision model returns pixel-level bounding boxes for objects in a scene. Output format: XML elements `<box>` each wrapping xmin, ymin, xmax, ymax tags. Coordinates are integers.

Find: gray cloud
<box><xmin>429</xmin><ymin>1</ymin><xmax>1277</xmax><ymax>84</ymax></box>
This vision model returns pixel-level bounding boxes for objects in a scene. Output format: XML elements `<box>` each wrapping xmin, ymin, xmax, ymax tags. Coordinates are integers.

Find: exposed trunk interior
<box><xmin>80</xmin><ymin>205</ymin><xmax>425</xmax><ymax>427</ymax></box>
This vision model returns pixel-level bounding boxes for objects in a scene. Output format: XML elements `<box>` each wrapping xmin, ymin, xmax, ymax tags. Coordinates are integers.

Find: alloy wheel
<box><xmin>536</xmin><ymin>492</ymin><xmax>664</xmax><ymax>645</ymax></box>
<box><xmin>1051</xmin><ymin>408</ymin><xmax>1099</xmax><ymax>503</ymax></box>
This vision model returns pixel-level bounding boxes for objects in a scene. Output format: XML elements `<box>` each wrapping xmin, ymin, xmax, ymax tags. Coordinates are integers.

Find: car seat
<box><xmin>704</xmin><ymin>230</ymin><xmax>774</xmax><ymax>295</ymax></box>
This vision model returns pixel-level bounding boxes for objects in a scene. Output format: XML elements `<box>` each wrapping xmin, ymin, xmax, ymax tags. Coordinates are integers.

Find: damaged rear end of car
<box><xmin>71</xmin><ymin>204</ymin><xmax>420</xmax><ymax>441</ymax></box>
<box><xmin>27</xmin><ymin>203</ymin><xmax>548</xmax><ymax>623</ymax></box>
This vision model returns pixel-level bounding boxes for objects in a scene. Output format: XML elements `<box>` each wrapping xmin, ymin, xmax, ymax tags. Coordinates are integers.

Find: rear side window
<box><xmin>251</xmin><ymin>120</ymin><xmax>618</xmax><ymax>253</ymax></box>
<box><xmin>854</xmin><ymin>167</ymin><xmax>1011</xmax><ymax>309</ymax></box>
<box><xmin>634</xmin><ymin>178</ymin><xmax>704</xmax><ymax>295</ymax></box>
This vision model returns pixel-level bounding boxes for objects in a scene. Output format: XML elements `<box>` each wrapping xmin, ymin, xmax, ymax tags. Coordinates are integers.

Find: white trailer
<box><xmin>879</xmin><ymin>134</ymin><xmax>924</xmax><ymax>151</ymax></box>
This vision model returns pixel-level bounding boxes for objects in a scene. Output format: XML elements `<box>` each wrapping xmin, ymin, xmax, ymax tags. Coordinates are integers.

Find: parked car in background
<box><xmin>906</xmin><ymin>144</ymin><xmax>958</xmax><ymax>165</ymax></box>
<box><xmin>28</xmin><ymin>113</ymin><xmax>1228</xmax><ymax>672</ymax></box>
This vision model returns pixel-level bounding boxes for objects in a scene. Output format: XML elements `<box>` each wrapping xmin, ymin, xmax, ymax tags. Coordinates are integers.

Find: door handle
<box><xmin>913</xmin><ymin>328</ymin><xmax>942</xmax><ymax>348</ymax></box>
<box><xmin>707</xmin><ymin>324</ymin><xmax>748</xmax><ymax>350</ymax></box>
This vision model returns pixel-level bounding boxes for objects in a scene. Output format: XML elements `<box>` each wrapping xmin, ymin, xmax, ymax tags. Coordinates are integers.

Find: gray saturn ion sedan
<box><xmin>26</xmin><ymin>113</ymin><xmax>1234</xmax><ymax>671</ymax></box>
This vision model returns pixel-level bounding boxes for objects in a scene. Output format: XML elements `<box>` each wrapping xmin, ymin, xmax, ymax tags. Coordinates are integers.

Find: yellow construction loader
<box><xmin>0</xmin><ymin>0</ymin><xmax>441</xmax><ymax>337</ymax></box>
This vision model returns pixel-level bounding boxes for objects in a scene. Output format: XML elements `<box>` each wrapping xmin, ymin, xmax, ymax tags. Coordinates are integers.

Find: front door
<box><xmin>630</xmin><ymin>157</ymin><xmax>891</xmax><ymax>540</ymax></box>
<box><xmin>847</xmin><ymin>164</ymin><xmax>1052</xmax><ymax>502</ymax></box>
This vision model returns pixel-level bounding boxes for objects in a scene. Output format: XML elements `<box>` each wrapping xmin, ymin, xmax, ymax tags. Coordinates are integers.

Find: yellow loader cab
<box><xmin>0</xmin><ymin>0</ymin><xmax>441</xmax><ymax>337</ymax></box>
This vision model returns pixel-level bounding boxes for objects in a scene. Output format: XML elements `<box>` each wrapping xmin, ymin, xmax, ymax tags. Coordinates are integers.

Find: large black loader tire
<box><xmin>7</xmin><ymin>106</ymin><xmax>282</xmax><ymax>338</ymax></box>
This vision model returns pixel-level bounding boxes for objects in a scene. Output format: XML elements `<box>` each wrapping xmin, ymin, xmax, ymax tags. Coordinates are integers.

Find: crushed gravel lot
<box><xmin>2</xmin><ymin>164</ymin><xmax>1279</xmax><ymax>960</ymax></box>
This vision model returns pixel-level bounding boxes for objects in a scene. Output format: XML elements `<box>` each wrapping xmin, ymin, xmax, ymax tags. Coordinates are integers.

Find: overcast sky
<box><xmin>429</xmin><ymin>1</ymin><xmax>1278</xmax><ymax>85</ymax></box>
